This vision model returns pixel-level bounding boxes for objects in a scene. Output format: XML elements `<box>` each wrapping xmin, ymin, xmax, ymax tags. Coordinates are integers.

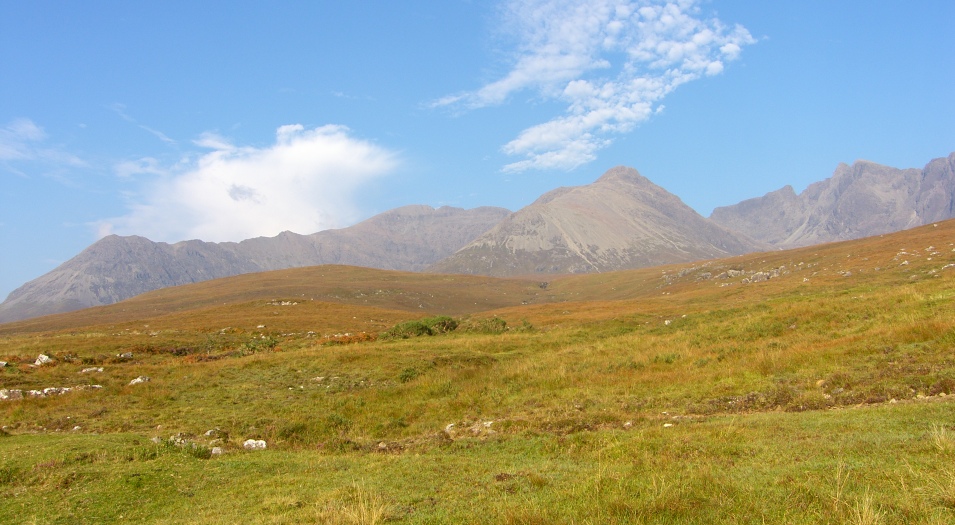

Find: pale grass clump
<box><xmin>316</xmin><ymin>484</ymin><xmax>389</xmax><ymax>525</ymax></box>
<box><xmin>850</xmin><ymin>491</ymin><xmax>885</xmax><ymax>525</ymax></box>
<box><xmin>831</xmin><ymin>461</ymin><xmax>850</xmax><ymax>513</ymax></box>
<box><xmin>924</xmin><ymin>469</ymin><xmax>955</xmax><ymax>509</ymax></box>
<box><xmin>930</xmin><ymin>423</ymin><xmax>955</xmax><ymax>454</ymax></box>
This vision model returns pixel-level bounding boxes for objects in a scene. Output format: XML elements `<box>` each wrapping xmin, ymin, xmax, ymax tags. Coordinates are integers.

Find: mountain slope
<box><xmin>428</xmin><ymin>166</ymin><xmax>763</xmax><ymax>277</ymax></box>
<box><xmin>0</xmin><ymin>205</ymin><xmax>510</xmax><ymax>323</ymax></box>
<box><xmin>710</xmin><ymin>152</ymin><xmax>955</xmax><ymax>247</ymax></box>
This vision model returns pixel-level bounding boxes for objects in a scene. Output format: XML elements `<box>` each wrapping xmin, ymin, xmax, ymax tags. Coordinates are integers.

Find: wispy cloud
<box><xmin>110</xmin><ymin>103</ymin><xmax>177</xmax><ymax>145</ymax></box>
<box><xmin>0</xmin><ymin>118</ymin><xmax>86</xmax><ymax>176</ymax></box>
<box><xmin>433</xmin><ymin>0</ymin><xmax>755</xmax><ymax>172</ymax></box>
<box><xmin>98</xmin><ymin>124</ymin><xmax>399</xmax><ymax>242</ymax></box>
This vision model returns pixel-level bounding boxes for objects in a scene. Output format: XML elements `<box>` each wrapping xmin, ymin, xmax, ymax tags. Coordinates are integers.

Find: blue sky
<box><xmin>2</xmin><ymin>0</ymin><xmax>953</xmax><ymax>301</ymax></box>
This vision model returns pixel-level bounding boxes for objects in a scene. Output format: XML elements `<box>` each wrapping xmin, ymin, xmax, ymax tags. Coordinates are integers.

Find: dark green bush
<box><xmin>383</xmin><ymin>316</ymin><xmax>460</xmax><ymax>339</ymax></box>
<box><xmin>462</xmin><ymin>317</ymin><xmax>508</xmax><ymax>334</ymax></box>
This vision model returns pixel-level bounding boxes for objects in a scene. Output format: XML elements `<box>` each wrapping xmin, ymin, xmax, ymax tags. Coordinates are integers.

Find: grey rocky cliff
<box><xmin>711</xmin><ymin>152</ymin><xmax>955</xmax><ymax>247</ymax></box>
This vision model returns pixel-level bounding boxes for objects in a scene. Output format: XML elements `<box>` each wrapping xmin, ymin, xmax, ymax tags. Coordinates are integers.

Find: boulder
<box><xmin>243</xmin><ymin>439</ymin><xmax>267</xmax><ymax>450</ymax></box>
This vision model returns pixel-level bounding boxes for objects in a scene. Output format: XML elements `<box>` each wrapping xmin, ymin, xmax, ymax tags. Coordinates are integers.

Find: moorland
<box><xmin>1</xmin><ymin>220</ymin><xmax>954</xmax><ymax>524</ymax></box>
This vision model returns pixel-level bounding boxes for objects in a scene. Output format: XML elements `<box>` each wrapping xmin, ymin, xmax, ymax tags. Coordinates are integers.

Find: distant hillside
<box><xmin>0</xmin><ymin>205</ymin><xmax>510</xmax><ymax>323</ymax></box>
<box><xmin>428</xmin><ymin>166</ymin><xmax>763</xmax><ymax>277</ymax></box>
<box><xmin>710</xmin><ymin>152</ymin><xmax>955</xmax><ymax>247</ymax></box>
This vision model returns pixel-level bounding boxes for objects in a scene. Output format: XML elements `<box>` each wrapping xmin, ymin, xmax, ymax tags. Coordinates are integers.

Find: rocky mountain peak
<box><xmin>710</xmin><ymin>152</ymin><xmax>955</xmax><ymax>247</ymax></box>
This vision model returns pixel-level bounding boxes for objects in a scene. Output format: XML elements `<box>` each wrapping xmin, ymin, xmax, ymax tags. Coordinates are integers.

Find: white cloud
<box><xmin>434</xmin><ymin>0</ymin><xmax>755</xmax><ymax>172</ymax></box>
<box><xmin>100</xmin><ymin>125</ymin><xmax>399</xmax><ymax>243</ymax></box>
<box><xmin>114</xmin><ymin>157</ymin><xmax>167</xmax><ymax>179</ymax></box>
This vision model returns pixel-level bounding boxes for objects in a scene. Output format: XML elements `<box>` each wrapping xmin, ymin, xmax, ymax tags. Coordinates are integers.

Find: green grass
<box><xmin>1</xmin><ymin>220</ymin><xmax>955</xmax><ymax>522</ymax></box>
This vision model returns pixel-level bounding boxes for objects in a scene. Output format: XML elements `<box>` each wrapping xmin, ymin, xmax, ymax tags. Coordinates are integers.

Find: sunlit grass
<box><xmin>1</xmin><ymin>220</ymin><xmax>955</xmax><ymax>522</ymax></box>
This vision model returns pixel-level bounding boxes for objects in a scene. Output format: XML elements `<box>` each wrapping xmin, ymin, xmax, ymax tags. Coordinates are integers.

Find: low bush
<box><xmin>382</xmin><ymin>316</ymin><xmax>459</xmax><ymax>339</ymax></box>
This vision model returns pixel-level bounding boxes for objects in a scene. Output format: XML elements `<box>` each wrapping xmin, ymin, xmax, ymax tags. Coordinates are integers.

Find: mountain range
<box><xmin>710</xmin><ymin>152</ymin><xmax>955</xmax><ymax>247</ymax></box>
<box><xmin>0</xmin><ymin>205</ymin><xmax>508</xmax><ymax>323</ymax></box>
<box><xmin>1</xmin><ymin>152</ymin><xmax>952</xmax><ymax>323</ymax></box>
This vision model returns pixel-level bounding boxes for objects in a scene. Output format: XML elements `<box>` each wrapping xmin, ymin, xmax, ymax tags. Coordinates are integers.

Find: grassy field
<box><xmin>1</xmin><ymin>220</ymin><xmax>954</xmax><ymax>523</ymax></box>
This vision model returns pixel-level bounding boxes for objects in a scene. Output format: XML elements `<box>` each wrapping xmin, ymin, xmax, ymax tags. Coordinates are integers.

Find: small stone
<box><xmin>0</xmin><ymin>361</ymin><xmax>7</xmax><ymax>367</ymax></box>
<box><xmin>129</xmin><ymin>376</ymin><xmax>150</xmax><ymax>386</ymax></box>
<box><xmin>889</xmin><ymin>398</ymin><xmax>898</xmax><ymax>404</ymax></box>
<box><xmin>169</xmin><ymin>433</ymin><xmax>190</xmax><ymax>446</ymax></box>
<box><xmin>80</xmin><ymin>367</ymin><xmax>104</xmax><ymax>374</ymax></box>
<box><xmin>72</xmin><ymin>426</ymin><xmax>81</xmax><ymax>431</ymax></box>
<box><xmin>35</xmin><ymin>354</ymin><xmax>54</xmax><ymax>366</ymax></box>
<box><xmin>623</xmin><ymin>421</ymin><xmax>633</xmax><ymax>429</ymax></box>
<box><xmin>151</xmin><ymin>436</ymin><xmax>163</xmax><ymax>444</ymax></box>
<box><xmin>211</xmin><ymin>447</ymin><xmax>224</xmax><ymax>456</ymax></box>
<box><xmin>663</xmin><ymin>423</ymin><xmax>674</xmax><ymax>428</ymax></box>
<box><xmin>118</xmin><ymin>352</ymin><xmax>133</xmax><ymax>359</ymax></box>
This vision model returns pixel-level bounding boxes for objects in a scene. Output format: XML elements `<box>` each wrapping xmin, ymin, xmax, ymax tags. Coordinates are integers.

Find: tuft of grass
<box><xmin>317</xmin><ymin>484</ymin><xmax>390</xmax><ymax>525</ymax></box>
<box><xmin>931</xmin><ymin>423</ymin><xmax>955</xmax><ymax>454</ymax></box>
<box><xmin>850</xmin><ymin>491</ymin><xmax>885</xmax><ymax>525</ymax></box>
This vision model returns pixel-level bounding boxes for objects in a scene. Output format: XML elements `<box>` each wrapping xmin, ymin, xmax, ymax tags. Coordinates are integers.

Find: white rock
<box><xmin>129</xmin><ymin>376</ymin><xmax>151</xmax><ymax>386</ymax></box>
<box><xmin>0</xmin><ymin>389</ymin><xmax>24</xmax><ymax>401</ymax></box>
<box><xmin>35</xmin><ymin>354</ymin><xmax>54</xmax><ymax>366</ymax></box>
<box><xmin>211</xmin><ymin>447</ymin><xmax>224</xmax><ymax>456</ymax></box>
<box><xmin>663</xmin><ymin>423</ymin><xmax>674</xmax><ymax>428</ymax></box>
<box><xmin>243</xmin><ymin>439</ymin><xmax>267</xmax><ymax>450</ymax></box>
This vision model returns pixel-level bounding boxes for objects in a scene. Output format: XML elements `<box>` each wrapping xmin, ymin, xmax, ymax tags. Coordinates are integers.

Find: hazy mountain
<box><xmin>5</xmin><ymin>153</ymin><xmax>952</xmax><ymax>324</ymax></box>
<box><xmin>0</xmin><ymin>205</ymin><xmax>510</xmax><ymax>323</ymax></box>
<box><xmin>428</xmin><ymin>166</ymin><xmax>763</xmax><ymax>277</ymax></box>
<box><xmin>710</xmin><ymin>152</ymin><xmax>955</xmax><ymax>247</ymax></box>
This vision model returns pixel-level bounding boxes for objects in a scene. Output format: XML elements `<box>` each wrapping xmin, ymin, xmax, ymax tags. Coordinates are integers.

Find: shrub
<box><xmin>382</xmin><ymin>316</ymin><xmax>459</xmax><ymax>339</ymax></box>
<box><xmin>398</xmin><ymin>367</ymin><xmax>421</xmax><ymax>383</ymax></box>
<box><xmin>462</xmin><ymin>317</ymin><xmax>508</xmax><ymax>334</ymax></box>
